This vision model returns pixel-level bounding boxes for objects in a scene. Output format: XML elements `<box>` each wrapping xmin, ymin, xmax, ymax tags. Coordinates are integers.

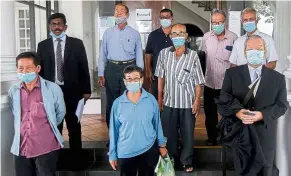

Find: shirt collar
<box><xmin>248</xmin><ymin>65</ymin><xmax>263</xmax><ymax>76</ymax></box>
<box><xmin>20</xmin><ymin>76</ymin><xmax>41</xmax><ymax>89</ymax></box>
<box><xmin>169</xmin><ymin>46</ymin><xmax>189</xmax><ymax>54</ymax></box>
<box><xmin>115</xmin><ymin>24</ymin><xmax>128</xmax><ymax>31</ymax></box>
<box><xmin>53</xmin><ymin>34</ymin><xmax>66</xmax><ymax>42</ymax></box>
<box><xmin>120</xmin><ymin>88</ymin><xmax>149</xmax><ymax>103</ymax></box>
<box><xmin>244</xmin><ymin>29</ymin><xmax>260</xmax><ymax>38</ymax></box>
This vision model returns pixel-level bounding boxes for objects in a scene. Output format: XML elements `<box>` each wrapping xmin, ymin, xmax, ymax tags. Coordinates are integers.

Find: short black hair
<box><xmin>116</xmin><ymin>3</ymin><xmax>129</xmax><ymax>13</ymax></box>
<box><xmin>16</xmin><ymin>52</ymin><xmax>40</xmax><ymax>67</ymax></box>
<box><xmin>160</xmin><ymin>8</ymin><xmax>173</xmax><ymax>17</ymax></box>
<box><xmin>48</xmin><ymin>13</ymin><xmax>67</xmax><ymax>25</ymax></box>
<box><xmin>123</xmin><ymin>65</ymin><xmax>143</xmax><ymax>78</ymax></box>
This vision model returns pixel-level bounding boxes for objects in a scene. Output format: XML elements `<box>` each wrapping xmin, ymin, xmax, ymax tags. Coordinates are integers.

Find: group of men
<box><xmin>8</xmin><ymin>2</ymin><xmax>288</xmax><ymax>176</ymax></box>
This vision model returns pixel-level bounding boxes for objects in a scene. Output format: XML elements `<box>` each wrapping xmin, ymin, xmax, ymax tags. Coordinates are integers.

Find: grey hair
<box><xmin>211</xmin><ymin>8</ymin><xmax>227</xmax><ymax>22</ymax></box>
<box><xmin>241</xmin><ymin>7</ymin><xmax>260</xmax><ymax>21</ymax></box>
<box><xmin>244</xmin><ymin>35</ymin><xmax>268</xmax><ymax>58</ymax></box>
<box><xmin>172</xmin><ymin>23</ymin><xmax>187</xmax><ymax>32</ymax></box>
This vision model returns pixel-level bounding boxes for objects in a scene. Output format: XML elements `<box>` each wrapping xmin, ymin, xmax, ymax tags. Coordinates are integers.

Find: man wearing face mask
<box><xmin>229</xmin><ymin>7</ymin><xmax>278</xmax><ymax>69</ymax></box>
<box><xmin>9</xmin><ymin>52</ymin><xmax>66</xmax><ymax>176</ymax></box>
<box><xmin>202</xmin><ymin>9</ymin><xmax>238</xmax><ymax>146</ymax></box>
<box><xmin>108</xmin><ymin>65</ymin><xmax>167</xmax><ymax>176</ymax></box>
<box><xmin>218</xmin><ymin>35</ymin><xmax>288</xmax><ymax>176</ymax></box>
<box><xmin>37</xmin><ymin>13</ymin><xmax>91</xmax><ymax>169</ymax></box>
<box><xmin>155</xmin><ymin>24</ymin><xmax>205</xmax><ymax>173</ymax></box>
<box><xmin>145</xmin><ymin>8</ymin><xmax>173</xmax><ymax>99</ymax></box>
<box><xmin>98</xmin><ymin>4</ymin><xmax>143</xmax><ymax>131</ymax></box>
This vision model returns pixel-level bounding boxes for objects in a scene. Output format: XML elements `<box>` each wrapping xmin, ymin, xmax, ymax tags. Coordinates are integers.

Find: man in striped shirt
<box><xmin>202</xmin><ymin>9</ymin><xmax>238</xmax><ymax>146</ymax></box>
<box><xmin>155</xmin><ymin>24</ymin><xmax>205</xmax><ymax>173</ymax></box>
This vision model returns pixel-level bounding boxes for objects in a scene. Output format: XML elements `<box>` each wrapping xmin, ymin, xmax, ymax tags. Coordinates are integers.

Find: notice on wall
<box><xmin>99</xmin><ymin>16</ymin><xmax>115</xmax><ymax>40</ymax></box>
<box><xmin>136</xmin><ymin>21</ymin><xmax>152</xmax><ymax>33</ymax></box>
<box><xmin>136</xmin><ymin>9</ymin><xmax>152</xmax><ymax>21</ymax></box>
<box><xmin>228</xmin><ymin>11</ymin><xmax>241</xmax><ymax>37</ymax></box>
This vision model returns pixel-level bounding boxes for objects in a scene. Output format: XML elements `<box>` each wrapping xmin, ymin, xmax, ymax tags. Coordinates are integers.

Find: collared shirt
<box><xmin>98</xmin><ymin>25</ymin><xmax>144</xmax><ymax>76</ymax></box>
<box><xmin>202</xmin><ymin>29</ymin><xmax>238</xmax><ymax>89</ymax></box>
<box><xmin>229</xmin><ymin>30</ymin><xmax>279</xmax><ymax>66</ymax></box>
<box><xmin>108</xmin><ymin>89</ymin><xmax>166</xmax><ymax>161</ymax></box>
<box><xmin>248</xmin><ymin>65</ymin><xmax>263</xmax><ymax>96</ymax></box>
<box><xmin>19</xmin><ymin>77</ymin><xmax>60</xmax><ymax>158</ymax></box>
<box><xmin>145</xmin><ymin>27</ymin><xmax>173</xmax><ymax>73</ymax></box>
<box><xmin>155</xmin><ymin>46</ymin><xmax>205</xmax><ymax>109</ymax></box>
<box><xmin>9</xmin><ymin>76</ymin><xmax>66</xmax><ymax>156</ymax></box>
<box><xmin>52</xmin><ymin>35</ymin><xmax>66</xmax><ymax>85</ymax></box>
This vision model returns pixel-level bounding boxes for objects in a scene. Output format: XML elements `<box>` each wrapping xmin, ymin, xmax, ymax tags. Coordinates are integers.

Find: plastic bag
<box><xmin>155</xmin><ymin>154</ymin><xmax>176</xmax><ymax>176</ymax></box>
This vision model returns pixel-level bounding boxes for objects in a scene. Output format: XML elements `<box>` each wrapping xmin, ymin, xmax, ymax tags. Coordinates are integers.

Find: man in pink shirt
<box><xmin>9</xmin><ymin>52</ymin><xmax>65</xmax><ymax>176</ymax></box>
<box><xmin>202</xmin><ymin>9</ymin><xmax>238</xmax><ymax>146</ymax></box>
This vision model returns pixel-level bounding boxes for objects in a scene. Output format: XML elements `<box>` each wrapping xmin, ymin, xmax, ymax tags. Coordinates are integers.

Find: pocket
<box><xmin>122</xmin><ymin>38</ymin><xmax>135</xmax><ymax>53</ymax></box>
<box><xmin>31</xmin><ymin>102</ymin><xmax>47</xmax><ymax>118</ymax></box>
<box><xmin>176</xmin><ymin>70</ymin><xmax>191</xmax><ymax>84</ymax></box>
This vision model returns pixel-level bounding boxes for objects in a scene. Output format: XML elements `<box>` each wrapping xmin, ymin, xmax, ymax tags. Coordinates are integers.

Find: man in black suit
<box><xmin>219</xmin><ymin>35</ymin><xmax>288</xmax><ymax>176</ymax></box>
<box><xmin>37</xmin><ymin>13</ymin><xmax>91</xmax><ymax>166</ymax></box>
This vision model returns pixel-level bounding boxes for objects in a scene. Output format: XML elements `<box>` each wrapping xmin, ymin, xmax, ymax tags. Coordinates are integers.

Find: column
<box><xmin>275</xmin><ymin>2</ymin><xmax>291</xmax><ymax>176</ymax></box>
<box><xmin>0</xmin><ymin>1</ymin><xmax>17</xmax><ymax>176</ymax></box>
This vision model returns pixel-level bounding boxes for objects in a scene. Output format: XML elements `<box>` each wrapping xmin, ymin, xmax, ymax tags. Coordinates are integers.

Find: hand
<box><xmin>235</xmin><ymin>109</ymin><xmax>249</xmax><ymax>121</ymax></box>
<box><xmin>250</xmin><ymin>111</ymin><xmax>263</xmax><ymax>122</ymax></box>
<box><xmin>109</xmin><ymin>160</ymin><xmax>118</xmax><ymax>170</ymax></box>
<box><xmin>192</xmin><ymin>99</ymin><xmax>200</xmax><ymax>117</ymax></box>
<box><xmin>83</xmin><ymin>94</ymin><xmax>91</xmax><ymax>102</ymax></box>
<box><xmin>145</xmin><ymin>70</ymin><xmax>155</xmax><ymax>87</ymax></box>
<box><xmin>98</xmin><ymin>76</ymin><xmax>105</xmax><ymax>87</ymax></box>
<box><xmin>158</xmin><ymin>97</ymin><xmax>163</xmax><ymax>111</ymax></box>
<box><xmin>159</xmin><ymin>147</ymin><xmax>168</xmax><ymax>157</ymax></box>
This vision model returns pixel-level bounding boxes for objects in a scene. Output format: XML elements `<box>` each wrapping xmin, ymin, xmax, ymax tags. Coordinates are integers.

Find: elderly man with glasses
<box><xmin>229</xmin><ymin>7</ymin><xmax>279</xmax><ymax>69</ymax></box>
<box><xmin>217</xmin><ymin>35</ymin><xmax>288</xmax><ymax>176</ymax></box>
<box><xmin>202</xmin><ymin>9</ymin><xmax>238</xmax><ymax>146</ymax></box>
<box><xmin>155</xmin><ymin>23</ymin><xmax>205</xmax><ymax>173</ymax></box>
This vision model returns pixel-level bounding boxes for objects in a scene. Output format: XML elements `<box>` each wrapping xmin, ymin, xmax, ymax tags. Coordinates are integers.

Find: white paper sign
<box><xmin>136</xmin><ymin>21</ymin><xmax>152</xmax><ymax>33</ymax></box>
<box><xmin>75</xmin><ymin>98</ymin><xmax>85</xmax><ymax>123</ymax></box>
<box><xmin>228</xmin><ymin>11</ymin><xmax>241</xmax><ymax>37</ymax></box>
<box><xmin>136</xmin><ymin>9</ymin><xmax>152</xmax><ymax>21</ymax></box>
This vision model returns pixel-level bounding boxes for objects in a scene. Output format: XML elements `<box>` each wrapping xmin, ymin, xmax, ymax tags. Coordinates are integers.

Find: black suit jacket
<box><xmin>37</xmin><ymin>36</ymin><xmax>91</xmax><ymax>107</ymax></box>
<box><xmin>219</xmin><ymin>64</ymin><xmax>288</xmax><ymax>149</ymax></box>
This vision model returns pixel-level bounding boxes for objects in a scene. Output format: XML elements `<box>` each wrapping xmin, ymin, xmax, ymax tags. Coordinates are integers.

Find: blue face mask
<box><xmin>115</xmin><ymin>16</ymin><xmax>127</xmax><ymax>24</ymax></box>
<box><xmin>160</xmin><ymin>19</ymin><xmax>172</xmax><ymax>28</ymax></box>
<box><xmin>246</xmin><ymin>50</ymin><xmax>264</xmax><ymax>65</ymax></box>
<box><xmin>212</xmin><ymin>24</ymin><xmax>225</xmax><ymax>35</ymax></box>
<box><xmin>50</xmin><ymin>31</ymin><xmax>66</xmax><ymax>39</ymax></box>
<box><xmin>17</xmin><ymin>71</ymin><xmax>37</xmax><ymax>83</ymax></box>
<box><xmin>243</xmin><ymin>21</ymin><xmax>257</xmax><ymax>33</ymax></box>
<box><xmin>126</xmin><ymin>82</ymin><xmax>142</xmax><ymax>93</ymax></box>
<box><xmin>172</xmin><ymin>37</ymin><xmax>185</xmax><ymax>47</ymax></box>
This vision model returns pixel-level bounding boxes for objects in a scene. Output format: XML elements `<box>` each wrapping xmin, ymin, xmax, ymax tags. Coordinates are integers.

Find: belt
<box><xmin>108</xmin><ymin>59</ymin><xmax>135</xmax><ymax>65</ymax></box>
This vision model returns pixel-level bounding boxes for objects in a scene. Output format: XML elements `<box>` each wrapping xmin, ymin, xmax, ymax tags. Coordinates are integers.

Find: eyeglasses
<box><xmin>115</xmin><ymin>10</ymin><xmax>127</xmax><ymax>14</ymax></box>
<box><xmin>49</xmin><ymin>23</ymin><xmax>65</xmax><ymax>28</ymax></box>
<box><xmin>211</xmin><ymin>22</ymin><xmax>224</xmax><ymax>25</ymax></box>
<box><xmin>125</xmin><ymin>78</ymin><xmax>141</xmax><ymax>82</ymax></box>
<box><xmin>170</xmin><ymin>32</ymin><xmax>186</xmax><ymax>38</ymax></box>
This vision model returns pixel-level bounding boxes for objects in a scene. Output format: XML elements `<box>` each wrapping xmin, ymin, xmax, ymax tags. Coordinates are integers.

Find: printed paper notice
<box><xmin>228</xmin><ymin>11</ymin><xmax>241</xmax><ymax>37</ymax></box>
<box><xmin>75</xmin><ymin>98</ymin><xmax>85</xmax><ymax>123</ymax></box>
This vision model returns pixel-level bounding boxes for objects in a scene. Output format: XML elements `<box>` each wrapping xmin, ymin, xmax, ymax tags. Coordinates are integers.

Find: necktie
<box><xmin>253</xmin><ymin>69</ymin><xmax>258</xmax><ymax>82</ymax></box>
<box><xmin>56</xmin><ymin>38</ymin><xmax>64</xmax><ymax>82</ymax></box>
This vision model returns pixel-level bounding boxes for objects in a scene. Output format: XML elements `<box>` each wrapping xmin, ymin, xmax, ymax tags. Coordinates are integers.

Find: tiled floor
<box><xmin>63</xmin><ymin>109</ymin><xmax>211</xmax><ymax>142</ymax></box>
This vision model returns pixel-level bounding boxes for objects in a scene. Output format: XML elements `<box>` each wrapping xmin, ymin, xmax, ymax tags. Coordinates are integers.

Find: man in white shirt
<box><xmin>229</xmin><ymin>7</ymin><xmax>278</xmax><ymax>69</ymax></box>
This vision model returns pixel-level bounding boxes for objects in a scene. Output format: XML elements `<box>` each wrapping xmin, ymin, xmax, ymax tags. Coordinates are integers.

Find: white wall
<box><xmin>172</xmin><ymin>1</ymin><xmax>209</xmax><ymax>33</ymax></box>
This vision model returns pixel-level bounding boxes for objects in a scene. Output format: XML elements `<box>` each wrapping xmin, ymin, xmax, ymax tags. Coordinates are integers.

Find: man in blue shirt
<box><xmin>108</xmin><ymin>65</ymin><xmax>167</xmax><ymax>176</ymax></box>
<box><xmin>145</xmin><ymin>8</ymin><xmax>173</xmax><ymax>99</ymax></box>
<box><xmin>98</xmin><ymin>4</ymin><xmax>144</xmax><ymax>130</ymax></box>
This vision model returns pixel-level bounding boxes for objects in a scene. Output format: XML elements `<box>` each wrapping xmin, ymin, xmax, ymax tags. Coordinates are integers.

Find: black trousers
<box><xmin>204</xmin><ymin>86</ymin><xmax>221</xmax><ymax>141</ymax></box>
<box><xmin>119</xmin><ymin>142</ymin><xmax>159</xmax><ymax>176</ymax></box>
<box><xmin>104</xmin><ymin>61</ymin><xmax>135</xmax><ymax>127</ymax></box>
<box><xmin>58</xmin><ymin>86</ymin><xmax>82</xmax><ymax>165</ymax></box>
<box><xmin>151</xmin><ymin>76</ymin><xmax>158</xmax><ymax>100</ymax></box>
<box><xmin>161</xmin><ymin>106</ymin><xmax>195</xmax><ymax>165</ymax></box>
<box><xmin>14</xmin><ymin>150</ymin><xmax>59</xmax><ymax>176</ymax></box>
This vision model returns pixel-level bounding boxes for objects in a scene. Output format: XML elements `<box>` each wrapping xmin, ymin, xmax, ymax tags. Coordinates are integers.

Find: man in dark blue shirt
<box><xmin>145</xmin><ymin>8</ymin><xmax>173</xmax><ymax>99</ymax></box>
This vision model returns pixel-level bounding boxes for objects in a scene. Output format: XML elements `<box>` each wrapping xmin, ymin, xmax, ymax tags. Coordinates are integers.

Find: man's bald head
<box><xmin>171</xmin><ymin>23</ymin><xmax>187</xmax><ymax>33</ymax></box>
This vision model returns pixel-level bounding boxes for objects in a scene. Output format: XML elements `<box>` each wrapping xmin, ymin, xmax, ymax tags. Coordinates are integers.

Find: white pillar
<box><xmin>0</xmin><ymin>1</ymin><xmax>17</xmax><ymax>176</ymax></box>
<box><xmin>275</xmin><ymin>2</ymin><xmax>291</xmax><ymax>176</ymax></box>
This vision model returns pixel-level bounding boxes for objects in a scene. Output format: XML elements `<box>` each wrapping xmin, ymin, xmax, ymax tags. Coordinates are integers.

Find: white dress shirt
<box><xmin>52</xmin><ymin>35</ymin><xmax>66</xmax><ymax>85</ymax></box>
<box><xmin>248</xmin><ymin>65</ymin><xmax>262</xmax><ymax>96</ymax></box>
<box><xmin>229</xmin><ymin>30</ymin><xmax>279</xmax><ymax>66</ymax></box>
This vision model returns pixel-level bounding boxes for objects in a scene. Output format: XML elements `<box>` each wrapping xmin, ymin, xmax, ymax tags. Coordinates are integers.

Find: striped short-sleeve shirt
<box><xmin>155</xmin><ymin>46</ymin><xmax>205</xmax><ymax>109</ymax></box>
